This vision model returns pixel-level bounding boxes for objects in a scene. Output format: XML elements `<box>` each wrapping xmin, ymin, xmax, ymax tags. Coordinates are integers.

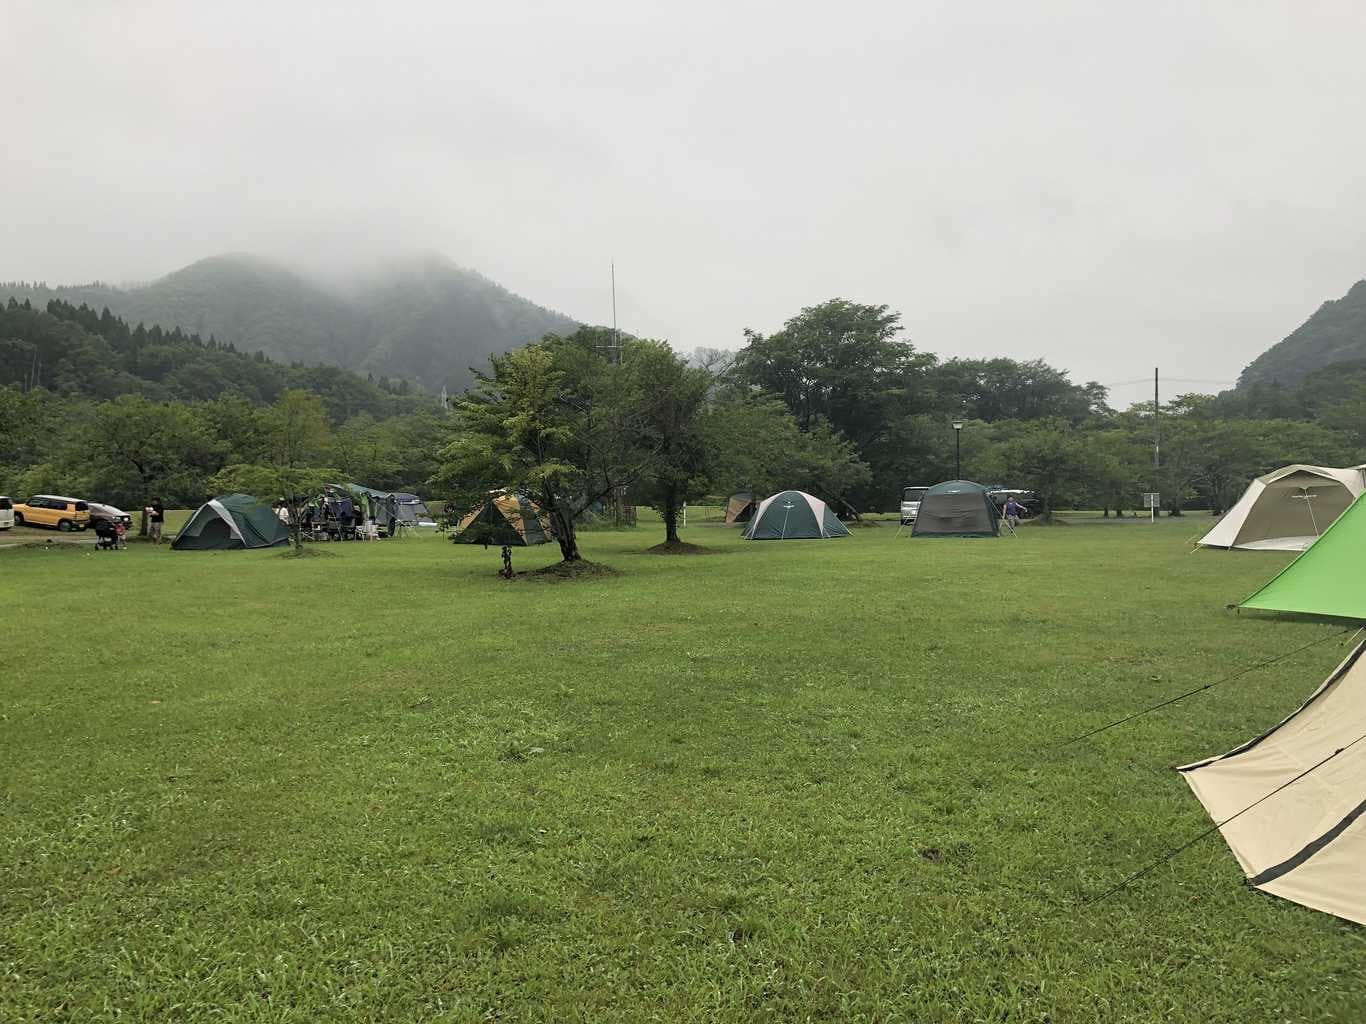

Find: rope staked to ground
<box><xmin>1086</xmin><ymin>730</ymin><xmax>1366</xmax><ymax>906</ymax></box>
<box><xmin>1054</xmin><ymin>627</ymin><xmax>1358</xmax><ymax>750</ymax></box>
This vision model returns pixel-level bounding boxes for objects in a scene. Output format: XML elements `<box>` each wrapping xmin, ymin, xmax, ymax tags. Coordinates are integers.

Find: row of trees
<box><xmin>0</xmin><ymin>386</ymin><xmax>445</xmax><ymax>513</ymax></box>
<box><xmin>7</xmin><ymin>293</ymin><xmax>1365</xmax><ymax>560</ymax></box>
<box><xmin>430</xmin><ymin>301</ymin><xmax>1366</xmax><ymax>561</ymax></box>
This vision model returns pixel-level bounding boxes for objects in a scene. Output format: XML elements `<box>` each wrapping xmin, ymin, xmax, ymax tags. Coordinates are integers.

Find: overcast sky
<box><xmin>5</xmin><ymin>2</ymin><xmax>1365</xmax><ymax>406</ymax></box>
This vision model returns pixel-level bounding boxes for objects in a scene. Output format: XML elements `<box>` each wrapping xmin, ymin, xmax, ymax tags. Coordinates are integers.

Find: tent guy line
<box><xmin>1086</xmin><ymin>729</ymin><xmax>1366</xmax><ymax>907</ymax></box>
<box><xmin>1052</xmin><ymin>626</ymin><xmax>1359</xmax><ymax>750</ymax></box>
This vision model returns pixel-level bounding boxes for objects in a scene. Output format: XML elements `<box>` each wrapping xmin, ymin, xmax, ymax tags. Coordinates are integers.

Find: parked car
<box><xmin>0</xmin><ymin>495</ymin><xmax>13</xmax><ymax>531</ymax></box>
<box><xmin>13</xmin><ymin>495</ymin><xmax>91</xmax><ymax>531</ymax></box>
<box><xmin>900</xmin><ymin>485</ymin><xmax>930</xmax><ymax>525</ymax></box>
<box><xmin>87</xmin><ymin>502</ymin><xmax>133</xmax><ymax>529</ymax></box>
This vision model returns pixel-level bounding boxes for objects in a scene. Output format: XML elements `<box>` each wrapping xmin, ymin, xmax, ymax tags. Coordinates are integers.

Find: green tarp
<box><xmin>172</xmin><ymin>494</ymin><xmax>291</xmax><ymax>550</ymax></box>
<box><xmin>1240</xmin><ymin>492</ymin><xmax>1366</xmax><ymax>620</ymax></box>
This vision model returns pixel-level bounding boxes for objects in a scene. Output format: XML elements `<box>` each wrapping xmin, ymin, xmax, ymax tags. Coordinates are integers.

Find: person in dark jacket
<box><xmin>148</xmin><ymin>497</ymin><xmax>165</xmax><ymax>543</ymax></box>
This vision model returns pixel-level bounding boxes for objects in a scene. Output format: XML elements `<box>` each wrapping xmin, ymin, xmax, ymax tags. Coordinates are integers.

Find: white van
<box><xmin>0</xmin><ymin>495</ymin><xmax>13</xmax><ymax>531</ymax></box>
<box><xmin>900</xmin><ymin>485</ymin><xmax>930</xmax><ymax>525</ymax></box>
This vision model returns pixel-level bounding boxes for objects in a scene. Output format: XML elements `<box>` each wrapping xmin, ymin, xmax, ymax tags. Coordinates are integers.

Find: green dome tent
<box><xmin>911</xmin><ymin>480</ymin><xmax>1000</xmax><ymax>537</ymax></box>
<box><xmin>172</xmin><ymin>494</ymin><xmax>291</xmax><ymax>550</ymax></box>
<box><xmin>742</xmin><ymin>490</ymin><xmax>849</xmax><ymax>540</ymax></box>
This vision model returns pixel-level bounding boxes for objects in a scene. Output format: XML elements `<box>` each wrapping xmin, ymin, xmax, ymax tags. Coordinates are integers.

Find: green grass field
<box><xmin>2</xmin><ymin>518</ymin><xmax>1363</xmax><ymax>1022</ymax></box>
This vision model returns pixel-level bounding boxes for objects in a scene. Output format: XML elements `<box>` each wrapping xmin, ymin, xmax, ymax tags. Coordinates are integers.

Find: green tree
<box><xmin>211</xmin><ymin>390</ymin><xmax>336</xmax><ymax>552</ymax></box>
<box><xmin>82</xmin><ymin>396</ymin><xmax>223</xmax><ymax>509</ymax></box>
<box><xmin>331</xmin><ymin>413</ymin><xmax>400</xmax><ymax>485</ymax></box>
<box><xmin>627</xmin><ymin>340</ymin><xmax>712</xmax><ymax>545</ymax></box>
<box><xmin>995</xmin><ymin>419</ymin><xmax>1091</xmax><ymax>521</ymax></box>
<box><xmin>435</xmin><ymin>331</ymin><xmax>655</xmax><ymax>563</ymax></box>
<box><xmin>702</xmin><ymin>393</ymin><xmax>871</xmax><ymax>508</ymax></box>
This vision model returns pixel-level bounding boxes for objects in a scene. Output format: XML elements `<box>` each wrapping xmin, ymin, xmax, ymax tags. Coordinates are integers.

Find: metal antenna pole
<box><xmin>610</xmin><ymin>259</ymin><xmax>619</xmax><ymax>365</ymax></box>
<box><xmin>1153</xmin><ymin>367</ymin><xmax>1160</xmax><ymax>469</ymax></box>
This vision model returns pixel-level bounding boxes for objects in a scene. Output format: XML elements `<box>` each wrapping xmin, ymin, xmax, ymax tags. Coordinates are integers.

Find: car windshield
<box><xmin>0</xmin><ymin>497</ymin><xmax>11</xmax><ymax>510</ymax></box>
<box><xmin>902</xmin><ymin>488</ymin><xmax>928</xmax><ymax>502</ymax></box>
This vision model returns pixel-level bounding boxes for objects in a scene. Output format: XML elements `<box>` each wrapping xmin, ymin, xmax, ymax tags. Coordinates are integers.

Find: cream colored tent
<box><xmin>1197</xmin><ymin>465</ymin><xmax>1366</xmax><ymax>551</ymax></box>
<box><xmin>1178</xmin><ymin>640</ymin><xmax>1366</xmax><ymax>925</ymax></box>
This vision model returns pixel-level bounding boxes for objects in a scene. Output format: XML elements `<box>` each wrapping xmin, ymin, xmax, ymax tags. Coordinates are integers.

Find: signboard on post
<box><xmin>1143</xmin><ymin>492</ymin><xmax>1160</xmax><ymax>522</ymax></box>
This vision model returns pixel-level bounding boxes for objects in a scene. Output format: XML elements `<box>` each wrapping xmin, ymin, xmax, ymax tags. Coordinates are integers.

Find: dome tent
<box><xmin>172</xmin><ymin>494</ymin><xmax>291</xmax><ymax>550</ymax></box>
<box><xmin>742</xmin><ymin>490</ymin><xmax>849</xmax><ymax>540</ymax></box>
<box><xmin>452</xmin><ymin>492</ymin><xmax>554</xmax><ymax>547</ymax></box>
<box><xmin>910</xmin><ymin>480</ymin><xmax>1000</xmax><ymax>537</ymax></box>
<box><xmin>1197</xmin><ymin>464</ymin><xmax>1366</xmax><ymax>551</ymax></box>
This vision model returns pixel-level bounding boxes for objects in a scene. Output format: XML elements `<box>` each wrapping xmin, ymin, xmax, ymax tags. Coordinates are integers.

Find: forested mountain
<box><xmin>1</xmin><ymin>253</ymin><xmax>579</xmax><ymax>392</ymax></box>
<box><xmin>0</xmin><ymin>297</ymin><xmax>427</xmax><ymax>422</ymax></box>
<box><xmin>1238</xmin><ymin>280</ymin><xmax>1366</xmax><ymax>387</ymax></box>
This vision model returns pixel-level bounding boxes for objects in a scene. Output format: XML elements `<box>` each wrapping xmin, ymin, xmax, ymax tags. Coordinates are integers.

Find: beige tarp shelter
<box><xmin>1178</xmin><ymin>639</ymin><xmax>1366</xmax><ymax>925</ymax></box>
<box><xmin>1198</xmin><ymin>465</ymin><xmax>1366</xmax><ymax>551</ymax></box>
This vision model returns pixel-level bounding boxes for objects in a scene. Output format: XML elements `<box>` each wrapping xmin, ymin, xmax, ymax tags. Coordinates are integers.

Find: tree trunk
<box><xmin>1102</xmin><ymin>506</ymin><xmax>1110</xmax><ymax>518</ymax></box>
<box><xmin>138</xmin><ymin>506</ymin><xmax>148</xmax><ymax>537</ymax></box>
<box><xmin>552</xmin><ymin>509</ymin><xmax>581</xmax><ymax>562</ymax></box>
<box><xmin>663</xmin><ymin>496</ymin><xmax>680</xmax><ymax>545</ymax></box>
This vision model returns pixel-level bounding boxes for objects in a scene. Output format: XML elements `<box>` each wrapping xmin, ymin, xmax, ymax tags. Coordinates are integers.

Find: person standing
<box><xmin>1003</xmin><ymin>496</ymin><xmax>1023</xmax><ymax>529</ymax></box>
<box><xmin>149</xmin><ymin>497</ymin><xmax>165</xmax><ymax>543</ymax></box>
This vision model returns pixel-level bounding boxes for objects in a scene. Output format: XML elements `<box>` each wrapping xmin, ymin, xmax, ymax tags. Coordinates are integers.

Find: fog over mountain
<box><xmin>3</xmin><ymin>253</ymin><xmax>578</xmax><ymax>391</ymax></box>
<box><xmin>4</xmin><ymin>3</ymin><xmax>1366</xmax><ymax>408</ymax></box>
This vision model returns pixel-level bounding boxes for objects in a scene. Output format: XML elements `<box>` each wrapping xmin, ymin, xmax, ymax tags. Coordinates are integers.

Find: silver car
<box><xmin>87</xmin><ymin>502</ymin><xmax>133</xmax><ymax>529</ymax></box>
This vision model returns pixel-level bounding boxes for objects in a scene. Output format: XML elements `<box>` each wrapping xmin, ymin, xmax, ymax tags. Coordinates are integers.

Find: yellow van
<box><xmin>13</xmin><ymin>495</ymin><xmax>91</xmax><ymax>531</ymax></box>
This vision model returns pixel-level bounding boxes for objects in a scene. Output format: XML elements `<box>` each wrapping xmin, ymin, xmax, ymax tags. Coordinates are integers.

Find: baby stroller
<box><xmin>93</xmin><ymin>518</ymin><xmax>120</xmax><ymax>550</ymax></box>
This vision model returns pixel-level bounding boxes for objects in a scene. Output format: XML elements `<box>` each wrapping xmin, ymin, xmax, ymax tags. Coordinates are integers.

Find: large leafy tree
<box><xmin>82</xmin><ymin>395</ymin><xmax>224</xmax><ymax>510</ymax></box>
<box><xmin>733</xmin><ymin>299</ymin><xmax>932</xmax><ymax>508</ymax></box>
<box><xmin>992</xmin><ymin>418</ymin><xmax>1092</xmax><ymax>521</ymax></box>
<box><xmin>210</xmin><ymin>390</ymin><xmax>336</xmax><ymax>552</ymax></box>
<box><xmin>702</xmin><ymin>392</ymin><xmax>871</xmax><ymax>508</ymax></box>
<box><xmin>627</xmin><ymin>341</ymin><xmax>712</xmax><ymax>545</ymax></box>
<box><xmin>435</xmin><ymin>329</ymin><xmax>656</xmax><ymax>563</ymax></box>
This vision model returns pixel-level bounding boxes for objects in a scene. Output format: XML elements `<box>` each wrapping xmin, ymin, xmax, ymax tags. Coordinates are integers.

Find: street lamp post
<box><xmin>952</xmin><ymin>420</ymin><xmax>963</xmax><ymax>480</ymax></box>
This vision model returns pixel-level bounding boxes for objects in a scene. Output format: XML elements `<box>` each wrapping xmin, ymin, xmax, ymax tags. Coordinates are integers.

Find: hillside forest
<box><xmin>3</xmin><ymin>291</ymin><xmax>1366</xmax><ymax>523</ymax></box>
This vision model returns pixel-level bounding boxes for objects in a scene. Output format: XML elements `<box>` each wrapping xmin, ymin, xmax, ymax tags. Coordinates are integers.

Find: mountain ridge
<box><xmin>0</xmin><ymin>253</ymin><xmax>580</xmax><ymax>391</ymax></box>
<box><xmin>1238</xmin><ymin>279</ymin><xmax>1366</xmax><ymax>388</ymax></box>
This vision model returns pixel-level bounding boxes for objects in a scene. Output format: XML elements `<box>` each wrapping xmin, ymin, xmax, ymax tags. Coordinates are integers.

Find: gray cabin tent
<box><xmin>911</xmin><ymin>480</ymin><xmax>1000</xmax><ymax>537</ymax></box>
<box><xmin>743</xmin><ymin>490</ymin><xmax>850</xmax><ymax>540</ymax></box>
<box><xmin>172</xmin><ymin>494</ymin><xmax>291</xmax><ymax>550</ymax></box>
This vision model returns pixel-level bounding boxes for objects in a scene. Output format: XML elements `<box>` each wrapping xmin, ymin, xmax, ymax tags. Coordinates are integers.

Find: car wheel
<box><xmin>13</xmin><ymin>513</ymin><xmax>23</xmax><ymax>526</ymax></box>
<box><xmin>58</xmin><ymin>519</ymin><xmax>71</xmax><ymax>532</ymax></box>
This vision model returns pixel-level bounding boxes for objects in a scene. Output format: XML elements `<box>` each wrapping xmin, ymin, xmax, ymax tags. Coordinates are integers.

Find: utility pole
<box><xmin>1153</xmin><ymin>367</ymin><xmax>1160</xmax><ymax>469</ymax></box>
<box><xmin>608</xmin><ymin>259</ymin><xmax>621</xmax><ymax>365</ymax></box>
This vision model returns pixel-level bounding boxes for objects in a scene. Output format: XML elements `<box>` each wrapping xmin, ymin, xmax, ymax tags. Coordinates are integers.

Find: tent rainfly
<box><xmin>1198</xmin><ymin>465</ymin><xmax>1366</xmax><ymax>551</ymax></box>
<box><xmin>911</xmin><ymin>480</ymin><xmax>1000</xmax><ymax>537</ymax></box>
<box><xmin>1239</xmin><ymin>492</ymin><xmax>1366</xmax><ymax>621</ymax></box>
<box><xmin>172</xmin><ymin>494</ymin><xmax>291</xmax><ymax>550</ymax></box>
<box><xmin>1179</xmin><ymin>639</ymin><xmax>1366</xmax><ymax>925</ymax></box>
<box><xmin>452</xmin><ymin>493</ymin><xmax>554</xmax><ymax>547</ymax></box>
<box><xmin>742</xmin><ymin>490</ymin><xmax>849</xmax><ymax>540</ymax></box>
<box><xmin>724</xmin><ymin>492</ymin><xmax>757</xmax><ymax>524</ymax></box>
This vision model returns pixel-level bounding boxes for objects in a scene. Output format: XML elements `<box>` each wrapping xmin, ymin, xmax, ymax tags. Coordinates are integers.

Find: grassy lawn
<box><xmin>2</xmin><ymin>518</ymin><xmax>1362</xmax><ymax>1022</ymax></box>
